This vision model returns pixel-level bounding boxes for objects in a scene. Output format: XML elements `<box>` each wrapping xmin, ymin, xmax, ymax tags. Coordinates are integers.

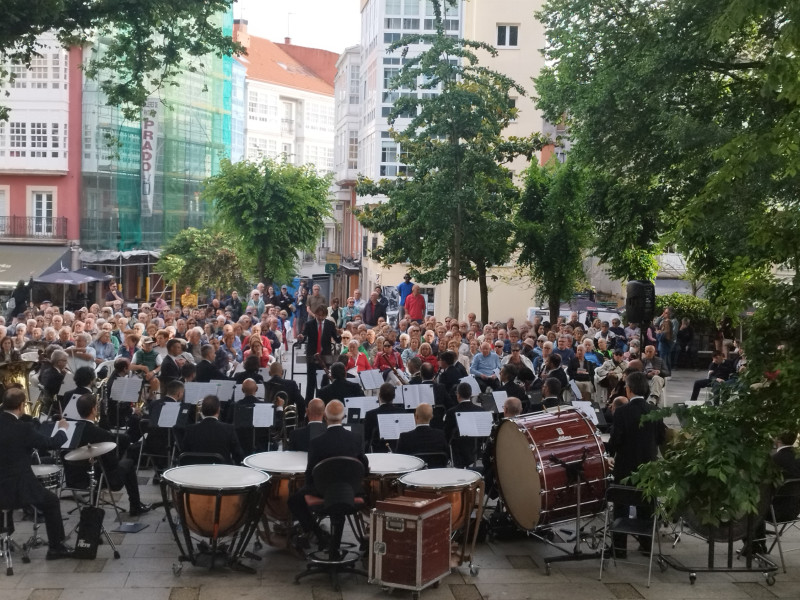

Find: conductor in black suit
<box><xmin>297</xmin><ymin>305</ymin><xmax>341</xmax><ymax>402</ymax></box>
<box><xmin>0</xmin><ymin>388</ymin><xmax>73</xmax><ymax>559</ymax></box>
<box><xmin>317</xmin><ymin>362</ymin><xmax>364</xmax><ymax>404</ymax></box>
<box><xmin>605</xmin><ymin>371</ymin><xmax>666</xmax><ymax>555</ymax></box>
<box><xmin>288</xmin><ymin>400</ymin><xmax>369</xmax><ymax>541</ymax></box>
<box><xmin>64</xmin><ymin>394</ymin><xmax>151</xmax><ymax>516</ymax></box>
<box><xmin>364</xmin><ymin>383</ymin><xmax>406</xmax><ymax>452</ymax></box>
<box><xmin>444</xmin><ymin>382</ymin><xmax>488</xmax><ymax>468</ymax></box>
<box><xmin>182</xmin><ymin>395</ymin><xmax>245</xmax><ymax>465</ymax></box>
<box><xmin>288</xmin><ymin>398</ymin><xmax>326</xmax><ymax>452</ymax></box>
<box><xmin>195</xmin><ymin>344</ymin><xmax>230</xmax><ymax>383</ymax></box>
<box><xmin>396</xmin><ymin>403</ymin><xmax>448</xmax><ymax>459</ymax></box>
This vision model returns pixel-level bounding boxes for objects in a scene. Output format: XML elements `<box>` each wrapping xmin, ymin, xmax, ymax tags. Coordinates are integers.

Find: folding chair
<box><xmin>599</xmin><ymin>484</ymin><xmax>663</xmax><ymax>587</ymax></box>
<box><xmin>765</xmin><ymin>478</ymin><xmax>800</xmax><ymax>573</ymax></box>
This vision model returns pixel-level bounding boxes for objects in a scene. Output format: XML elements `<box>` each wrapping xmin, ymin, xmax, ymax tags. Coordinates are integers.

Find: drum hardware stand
<box><xmin>67</xmin><ymin>458</ymin><xmax>121</xmax><ymax>559</ymax></box>
<box><xmin>539</xmin><ymin>448</ymin><xmax>602</xmax><ymax>574</ymax></box>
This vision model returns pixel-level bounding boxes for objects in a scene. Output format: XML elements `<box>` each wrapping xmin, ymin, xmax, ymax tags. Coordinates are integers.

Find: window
<box><xmin>362</xmin><ymin>235</ymin><xmax>368</xmax><ymax>257</ymax></box>
<box><xmin>403</xmin><ymin>18</ymin><xmax>420</xmax><ymax>29</ymax></box>
<box><xmin>381</xmin><ymin>141</ymin><xmax>398</xmax><ymax>163</ymax></box>
<box><xmin>383</xmin><ymin>67</ymin><xmax>400</xmax><ymax>90</ymax></box>
<box><xmin>32</xmin><ymin>191</ymin><xmax>54</xmax><ymax>236</ymax></box>
<box><xmin>10</xmin><ymin>122</ymin><xmax>26</xmax><ymax>157</ymax></box>
<box><xmin>348</xmin><ymin>130</ymin><xmax>358</xmax><ymax>169</ymax></box>
<box><xmin>349</xmin><ymin>65</ymin><xmax>360</xmax><ymax>104</ymax></box>
<box><xmin>385</xmin><ymin>17</ymin><xmax>401</xmax><ymax>29</ymax></box>
<box><xmin>384</xmin><ymin>33</ymin><xmax>402</xmax><ymax>44</ymax></box>
<box><xmin>10</xmin><ymin>63</ymin><xmax>27</xmax><ymax>88</ymax></box>
<box><xmin>385</xmin><ymin>0</ymin><xmax>401</xmax><ymax>15</ymax></box>
<box><xmin>497</xmin><ymin>25</ymin><xmax>519</xmax><ymax>48</ymax></box>
<box><xmin>403</xmin><ymin>0</ymin><xmax>419</xmax><ymax>15</ymax></box>
<box><xmin>0</xmin><ymin>187</ymin><xmax>7</xmax><ymax>235</ymax></box>
<box><xmin>51</xmin><ymin>53</ymin><xmax>60</xmax><ymax>88</ymax></box>
<box><xmin>30</xmin><ymin>123</ymin><xmax>47</xmax><ymax>157</ymax></box>
<box><xmin>0</xmin><ymin>122</ymin><xmax>5</xmax><ymax>157</ymax></box>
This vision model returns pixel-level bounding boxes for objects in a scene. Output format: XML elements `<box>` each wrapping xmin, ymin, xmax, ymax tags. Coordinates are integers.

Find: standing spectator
<box><xmin>180</xmin><ymin>286</ymin><xmax>198</xmax><ymax>309</ymax></box>
<box><xmin>396</xmin><ymin>274</ymin><xmax>414</xmax><ymax>320</ymax></box>
<box><xmin>676</xmin><ymin>317</ymin><xmax>694</xmax><ymax>368</ymax></box>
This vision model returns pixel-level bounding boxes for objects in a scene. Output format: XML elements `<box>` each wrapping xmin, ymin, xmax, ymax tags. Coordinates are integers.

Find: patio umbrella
<box><xmin>35</xmin><ymin>267</ymin><xmax>113</xmax><ymax>307</ymax></box>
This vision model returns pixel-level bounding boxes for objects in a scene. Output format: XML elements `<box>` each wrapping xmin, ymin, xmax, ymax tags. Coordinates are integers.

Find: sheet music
<box><xmin>459</xmin><ymin>375</ymin><xmax>481</xmax><ymax>398</ymax></box>
<box><xmin>344</xmin><ymin>396</ymin><xmax>379</xmax><ymax>419</ymax></box>
<box><xmin>493</xmin><ymin>368</ymin><xmax>502</xmax><ymax>379</ymax></box>
<box><xmin>234</xmin><ymin>383</ymin><xmax>265</xmax><ymax>402</ymax></box>
<box><xmin>110</xmin><ymin>376</ymin><xmax>142</xmax><ymax>403</ymax></box>
<box><xmin>569</xmin><ymin>380</ymin><xmax>582</xmax><ymax>401</ymax></box>
<box><xmin>258</xmin><ymin>367</ymin><xmax>271</xmax><ymax>381</ymax></box>
<box><xmin>157</xmin><ymin>402</ymin><xmax>181</xmax><ymax>428</ymax></box>
<box><xmin>210</xmin><ymin>380</ymin><xmax>236</xmax><ymax>401</ymax></box>
<box><xmin>52</xmin><ymin>421</ymin><xmax>77</xmax><ymax>449</ymax></box>
<box><xmin>377</xmin><ymin>413</ymin><xmax>416</xmax><ymax>440</ymax></box>
<box><xmin>455</xmin><ymin>411</ymin><xmax>494</xmax><ymax>437</ymax></box>
<box><xmin>401</xmin><ymin>384</ymin><xmax>435</xmax><ymax>409</ymax></box>
<box><xmin>316</xmin><ymin>370</ymin><xmax>325</xmax><ymax>389</ymax></box>
<box><xmin>572</xmin><ymin>400</ymin><xmax>599</xmax><ymax>425</ymax></box>
<box><xmin>183</xmin><ymin>382</ymin><xmax>221</xmax><ymax>404</ymax></box>
<box><xmin>359</xmin><ymin>370</ymin><xmax>384</xmax><ymax>390</ymax></box>
<box><xmin>58</xmin><ymin>372</ymin><xmax>75</xmax><ymax>397</ymax></box>
<box><xmin>252</xmin><ymin>403</ymin><xmax>275</xmax><ymax>427</ymax></box>
<box><xmin>347</xmin><ymin>367</ymin><xmax>359</xmax><ymax>378</ymax></box>
<box><xmin>491</xmin><ymin>390</ymin><xmax>508</xmax><ymax>413</ymax></box>
<box><xmin>63</xmin><ymin>395</ymin><xmax>81</xmax><ymax>420</ymax></box>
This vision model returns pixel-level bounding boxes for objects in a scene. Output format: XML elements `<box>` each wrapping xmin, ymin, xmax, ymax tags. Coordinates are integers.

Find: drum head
<box><xmin>32</xmin><ymin>465</ymin><xmax>61</xmax><ymax>476</ymax></box>
<box><xmin>495</xmin><ymin>419</ymin><xmax>542</xmax><ymax>530</ymax></box>
<box><xmin>163</xmin><ymin>465</ymin><xmax>269</xmax><ymax>489</ymax></box>
<box><xmin>399</xmin><ymin>468</ymin><xmax>480</xmax><ymax>489</ymax></box>
<box><xmin>243</xmin><ymin>451</ymin><xmax>308</xmax><ymax>473</ymax></box>
<box><xmin>367</xmin><ymin>453</ymin><xmax>425</xmax><ymax>475</ymax></box>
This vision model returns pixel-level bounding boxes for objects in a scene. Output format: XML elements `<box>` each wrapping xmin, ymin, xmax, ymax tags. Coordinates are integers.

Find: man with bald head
<box><xmin>288</xmin><ymin>398</ymin><xmax>326</xmax><ymax>452</ymax></box>
<box><xmin>288</xmin><ymin>400</ymin><xmax>369</xmax><ymax>545</ymax></box>
<box><xmin>396</xmin><ymin>403</ymin><xmax>449</xmax><ymax>458</ymax></box>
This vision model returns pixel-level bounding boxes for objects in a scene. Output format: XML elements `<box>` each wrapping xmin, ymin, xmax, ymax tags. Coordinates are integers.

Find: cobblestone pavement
<box><xmin>3</xmin><ymin>367</ymin><xmax>798</xmax><ymax>600</ymax></box>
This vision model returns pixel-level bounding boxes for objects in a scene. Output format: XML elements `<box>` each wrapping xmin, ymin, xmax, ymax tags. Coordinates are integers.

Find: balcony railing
<box><xmin>281</xmin><ymin>118</ymin><xmax>295</xmax><ymax>135</ymax></box>
<box><xmin>0</xmin><ymin>216</ymin><xmax>68</xmax><ymax>240</ymax></box>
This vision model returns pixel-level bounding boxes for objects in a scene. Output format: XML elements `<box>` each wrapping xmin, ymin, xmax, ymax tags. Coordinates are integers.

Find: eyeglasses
<box><xmin>384</xmin><ymin>344</ymin><xmax>392</xmax><ymax>348</ymax></box>
<box><xmin>512</xmin><ymin>349</ymin><xmax>520</xmax><ymax>352</ymax></box>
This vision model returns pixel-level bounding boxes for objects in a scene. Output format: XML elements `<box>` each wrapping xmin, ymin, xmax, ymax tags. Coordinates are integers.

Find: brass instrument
<box><xmin>0</xmin><ymin>360</ymin><xmax>36</xmax><ymax>415</ymax></box>
<box><xmin>313</xmin><ymin>352</ymin><xmax>333</xmax><ymax>380</ymax></box>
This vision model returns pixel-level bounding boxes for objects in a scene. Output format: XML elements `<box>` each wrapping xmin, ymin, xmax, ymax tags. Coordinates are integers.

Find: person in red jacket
<box><xmin>404</xmin><ymin>284</ymin><xmax>426</xmax><ymax>324</ymax></box>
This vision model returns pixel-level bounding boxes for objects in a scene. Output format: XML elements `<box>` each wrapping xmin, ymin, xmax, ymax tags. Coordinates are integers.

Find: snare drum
<box><xmin>493</xmin><ymin>408</ymin><xmax>608</xmax><ymax>531</ymax></box>
<box><xmin>243</xmin><ymin>451</ymin><xmax>307</xmax><ymax>522</ymax></box>
<box><xmin>162</xmin><ymin>465</ymin><xmax>269</xmax><ymax>540</ymax></box>
<box><xmin>398</xmin><ymin>468</ymin><xmax>482</xmax><ymax>532</ymax></box>
<box><xmin>32</xmin><ymin>464</ymin><xmax>62</xmax><ymax>490</ymax></box>
<box><xmin>365</xmin><ymin>453</ymin><xmax>425</xmax><ymax>508</ymax></box>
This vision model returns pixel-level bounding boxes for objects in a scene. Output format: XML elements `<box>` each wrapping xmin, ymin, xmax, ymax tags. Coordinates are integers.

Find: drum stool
<box><xmin>0</xmin><ymin>507</ymin><xmax>31</xmax><ymax>576</ymax></box>
<box><xmin>295</xmin><ymin>457</ymin><xmax>368</xmax><ymax>591</ymax></box>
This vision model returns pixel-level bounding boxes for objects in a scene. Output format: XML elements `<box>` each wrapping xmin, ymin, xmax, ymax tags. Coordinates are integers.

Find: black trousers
<box><xmin>304</xmin><ymin>362</ymin><xmax>329</xmax><ymax>403</ymax></box>
<box><xmin>104</xmin><ymin>458</ymin><xmax>141</xmax><ymax>506</ymax></box>
<box><xmin>612</xmin><ymin>501</ymin><xmax>653</xmax><ymax>551</ymax></box>
<box><xmin>288</xmin><ymin>487</ymin><xmax>319</xmax><ymax>533</ymax></box>
<box><xmin>29</xmin><ymin>485</ymin><xmax>66</xmax><ymax>548</ymax></box>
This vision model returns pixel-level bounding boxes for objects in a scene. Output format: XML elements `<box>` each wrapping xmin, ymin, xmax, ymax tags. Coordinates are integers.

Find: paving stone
<box><xmin>605</xmin><ymin>583</ymin><xmax>645</xmax><ymax>599</ymax></box>
<box><xmin>734</xmin><ymin>582</ymin><xmax>778</xmax><ymax>599</ymax></box>
<box><xmin>450</xmin><ymin>584</ymin><xmax>483</xmax><ymax>600</ymax></box>
<box><xmin>169</xmin><ymin>588</ymin><xmax>199</xmax><ymax>600</ymax></box>
<box><xmin>310</xmin><ymin>587</ymin><xmax>343</xmax><ymax>600</ymax></box>
<box><xmin>506</xmin><ymin>555</ymin><xmax>537</xmax><ymax>569</ymax></box>
<box><xmin>27</xmin><ymin>590</ymin><xmax>63</xmax><ymax>600</ymax></box>
<box><xmin>74</xmin><ymin>559</ymin><xmax>106</xmax><ymax>573</ymax></box>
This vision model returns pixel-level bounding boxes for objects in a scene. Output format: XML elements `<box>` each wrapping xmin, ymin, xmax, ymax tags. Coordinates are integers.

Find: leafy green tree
<box><xmin>537</xmin><ymin>0</ymin><xmax>800</xmax><ymax>528</ymax></box>
<box><xmin>203</xmin><ymin>157</ymin><xmax>333</xmax><ymax>286</ymax></box>
<box><xmin>1</xmin><ymin>0</ymin><xmax>241</xmax><ymax>120</ymax></box>
<box><xmin>155</xmin><ymin>226</ymin><xmax>248</xmax><ymax>295</ymax></box>
<box><xmin>516</xmin><ymin>160</ymin><xmax>591</xmax><ymax>323</ymax></box>
<box><xmin>356</xmin><ymin>0</ymin><xmax>542</xmax><ymax>319</ymax></box>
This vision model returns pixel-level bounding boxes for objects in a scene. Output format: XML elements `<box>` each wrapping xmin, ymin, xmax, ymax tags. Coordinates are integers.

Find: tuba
<box><xmin>0</xmin><ymin>359</ymin><xmax>36</xmax><ymax>415</ymax></box>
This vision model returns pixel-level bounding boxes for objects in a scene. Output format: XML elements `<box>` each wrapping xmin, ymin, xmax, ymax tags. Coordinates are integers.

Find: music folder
<box><xmin>455</xmin><ymin>411</ymin><xmax>494</xmax><ymax>437</ymax></box>
<box><xmin>400</xmin><ymin>384</ymin><xmax>434</xmax><ymax>410</ymax></box>
<box><xmin>572</xmin><ymin>400</ymin><xmax>599</xmax><ymax>426</ymax></box>
<box><xmin>377</xmin><ymin>413</ymin><xmax>416</xmax><ymax>440</ymax></box>
<box><xmin>49</xmin><ymin>420</ymin><xmax>86</xmax><ymax>449</ymax></box>
<box><xmin>359</xmin><ymin>370</ymin><xmax>384</xmax><ymax>390</ymax></box>
<box><xmin>459</xmin><ymin>375</ymin><xmax>481</xmax><ymax>398</ymax></box>
<box><xmin>63</xmin><ymin>395</ymin><xmax>82</xmax><ymax>421</ymax></box>
<box><xmin>110</xmin><ymin>376</ymin><xmax>143</xmax><ymax>403</ymax></box>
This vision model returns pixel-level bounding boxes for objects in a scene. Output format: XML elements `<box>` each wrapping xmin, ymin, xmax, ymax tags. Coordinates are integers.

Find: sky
<box><xmin>236</xmin><ymin>0</ymin><xmax>362</xmax><ymax>55</ymax></box>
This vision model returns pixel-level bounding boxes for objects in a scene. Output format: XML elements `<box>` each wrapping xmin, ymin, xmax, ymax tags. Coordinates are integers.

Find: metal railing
<box><xmin>0</xmin><ymin>216</ymin><xmax>68</xmax><ymax>239</ymax></box>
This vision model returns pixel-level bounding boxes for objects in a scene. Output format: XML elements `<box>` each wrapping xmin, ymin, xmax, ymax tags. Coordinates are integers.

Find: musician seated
<box><xmin>287</xmin><ymin>400</ymin><xmax>369</xmax><ymax>547</ymax></box>
<box><xmin>364</xmin><ymin>383</ymin><xmax>405</xmax><ymax>453</ymax></box>
<box><xmin>541</xmin><ymin>377</ymin><xmax>564</xmax><ymax>410</ymax></box>
<box><xmin>183</xmin><ymin>395</ymin><xmax>244</xmax><ymax>465</ymax></box>
<box><xmin>396</xmin><ymin>403</ymin><xmax>448</xmax><ymax>461</ymax></box>
<box><xmin>38</xmin><ymin>349</ymin><xmax>69</xmax><ymax>416</ymax></box>
<box><xmin>288</xmin><ymin>398</ymin><xmax>327</xmax><ymax>452</ymax></box>
<box><xmin>373</xmin><ymin>340</ymin><xmax>405</xmax><ymax>381</ymax></box>
<box><xmin>0</xmin><ymin>388</ymin><xmax>73</xmax><ymax>559</ymax></box>
<box><xmin>142</xmin><ymin>379</ymin><xmax>186</xmax><ymax>464</ymax></box>
<box><xmin>482</xmin><ymin>396</ymin><xmax>523</xmax><ymax>496</ymax></box>
<box><xmin>444</xmin><ymin>382</ymin><xmax>489</xmax><ymax>468</ymax></box>
<box><xmin>60</xmin><ymin>365</ymin><xmax>95</xmax><ymax>413</ymax></box>
<box><xmin>317</xmin><ymin>362</ymin><xmax>364</xmax><ymax>405</ymax></box>
<box><xmin>64</xmin><ymin>394</ymin><xmax>151</xmax><ymax>516</ymax></box>
<box><xmin>233</xmin><ymin>355</ymin><xmax>265</xmax><ymax>384</ymax></box>
<box><xmin>405</xmin><ymin>356</ymin><xmax>423</xmax><ymax>384</ymax></box>
<box><xmin>420</xmin><ymin>362</ymin><xmax>453</xmax><ymax>411</ymax></box>
<box><xmin>195</xmin><ymin>344</ymin><xmax>229</xmax><ymax>383</ymax></box>
<box><xmin>266</xmin><ymin>362</ymin><xmax>305</xmax><ymax>420</ymax></box>
<box><xmin>499</xmin><ymin>365</ymin><xmax>527</xmax><ymax>405</ymax></box>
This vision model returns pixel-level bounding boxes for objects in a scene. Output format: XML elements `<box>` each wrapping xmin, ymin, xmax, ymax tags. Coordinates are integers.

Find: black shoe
<box><xmin>129</xmin><ymin>502</ymin><xmax>152</xmax><ymax>516</ymax></box>
<box><xmin>46</xmin><ymin>543</ymin><xmax>74</xmax><ymax>560</ymax></box>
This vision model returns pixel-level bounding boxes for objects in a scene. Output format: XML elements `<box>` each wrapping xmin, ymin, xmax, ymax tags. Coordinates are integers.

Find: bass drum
<box><xmin>494</xmin><ymin>408</ymin><xmax>608</xmax><ymax>530</ymax></box>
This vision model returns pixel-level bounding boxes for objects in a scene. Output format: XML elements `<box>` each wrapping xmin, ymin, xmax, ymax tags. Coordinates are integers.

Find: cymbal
<box><xmin>65</xmin><ymin>441</ymin><xmax>117</xmax><ymax>461</ymax></box>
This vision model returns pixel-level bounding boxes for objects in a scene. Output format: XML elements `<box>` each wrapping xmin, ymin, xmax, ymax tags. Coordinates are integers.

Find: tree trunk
<box><xmin>478</xmin><ymin>261</ymin><xmax>489</xmax><ymax>324</ymax></box>
<box><xmin>450</xmin><ymin>205</ymin><xmax>463</xmax><ymax>319</ymax></box>
<box><xmin>548</xmin><ymin>295</ymin><xmax>560</xmax><ymax>326</ymax></box>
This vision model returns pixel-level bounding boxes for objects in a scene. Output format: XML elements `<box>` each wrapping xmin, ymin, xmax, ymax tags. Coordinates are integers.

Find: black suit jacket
<box><xmin>438</xmin><ymin>364</ymin><xmax>466</xmax><ymax>393</ymax></box>
<box><xmin>772</xmin><ymin>447</ymin><xmax>800</xmax><ymax>520</ymax></box>
<box><xmin>362</xmin><ymin>301</ymin><xmax>387</xmax><ymax>326</ymax></box>
<box><xmin>444</xmin><ymin>400</ymin><xmax>488</xmax><ymax>467</ymax></box>
<box><xmin>302</xmin><ymin>318</ymin><xmax>341</xmax><ymax>358</ymax></box>
<box><xmin>159</xmin><ymin>354</ymin><xmax>182</xmax><ymax>385</ymax></box>
<box><xmin>501</xmin><ymin>381</ymin><xmax>527</xmax><ymax>403</ymax></box>
<box><xmin>364</xmin><ymin>403</ymin><xmax>406</xmax><ymax>451</ymax></box>
<box><xmin>182</xmin><ymin>417</ymin><xmax>244</xmax><ymax>465</ymax></box>
<box><xmin>607</xmin><ymin>396</ymin><xmax>666</xmax><ymax>482</ymax></box>
<box><xmin>195</xmin><ymin>360</ymin><xmax>229</xmax><ymax>383</ymax></box>
<box><xmin>421</xmin><ymin>379</ymin><xmax>454</xmax><ymax>410</ymax></box>
<box><xmin>567</xmin><ymin>357</ymin><xmax>595</xmax><ymax>382</ymax></box>
<box><xmin>267</xmin><ymin>376</ymin><xmax>306</xmax><ymax>420</ymax></box>
<box><xmin>63</xmin><ymin>420</ymin><xmax>131</xmax><ymax>489</ymax></box>
<box><xmin>305</xmin><ymin>425</ymin><xmax>369</xmax><ymax>491</ymax></box>
<box><xmin>234</xmin><ymin>370</ymin><xmax>264</xmax><ymax>384</ymax></box>
<box><xmin>396</xmin><ymin>425</ymin><xmax>449</xmax><ymax>457</ymax></box>
<box><xmin>318</xmin><ymin>379</ymin><xmax>364</xmax><ymax>404</ymax></box>
<box><xmin>288</xmin><ymin>421</ymin><xmax>327</xmax><ymax>452</ymax></box>
<box><xmin>0</xmin><ymin>412</ymin><xmax>67</xmax><ymax>507</ymax></box>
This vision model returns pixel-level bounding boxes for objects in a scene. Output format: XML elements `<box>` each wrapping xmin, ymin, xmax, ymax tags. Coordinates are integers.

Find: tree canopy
<box><xmin>536</xmin><ymin>0</ymin><xmax>800</xmax><ymax>526</ymax></box>
<box><xmin>356</xmin><ymin>0</ymin><xmax>543</xmax><ymax>320</ymax></box>
<box><xmin>1</xmin><ymin>0</ymin><xmax>242</xmax><ymax>120</ymax></box>
<box><xmin>203</xmin><ymin>157</ymin><xmax>333</xmax><ymax>286</ymax></box>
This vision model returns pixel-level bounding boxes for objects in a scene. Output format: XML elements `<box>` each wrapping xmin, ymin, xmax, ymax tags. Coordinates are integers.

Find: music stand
<box><xmin>110</xmin><ymin>376</ymin><xmax>143</xmax><ymax>446</ymax></box>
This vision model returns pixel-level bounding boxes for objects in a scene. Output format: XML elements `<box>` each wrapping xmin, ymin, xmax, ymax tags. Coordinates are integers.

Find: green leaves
<box><xmin>203</xmin><ymin>157</ymin><xmax>332</xmax><ymax>285</ymax></box>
